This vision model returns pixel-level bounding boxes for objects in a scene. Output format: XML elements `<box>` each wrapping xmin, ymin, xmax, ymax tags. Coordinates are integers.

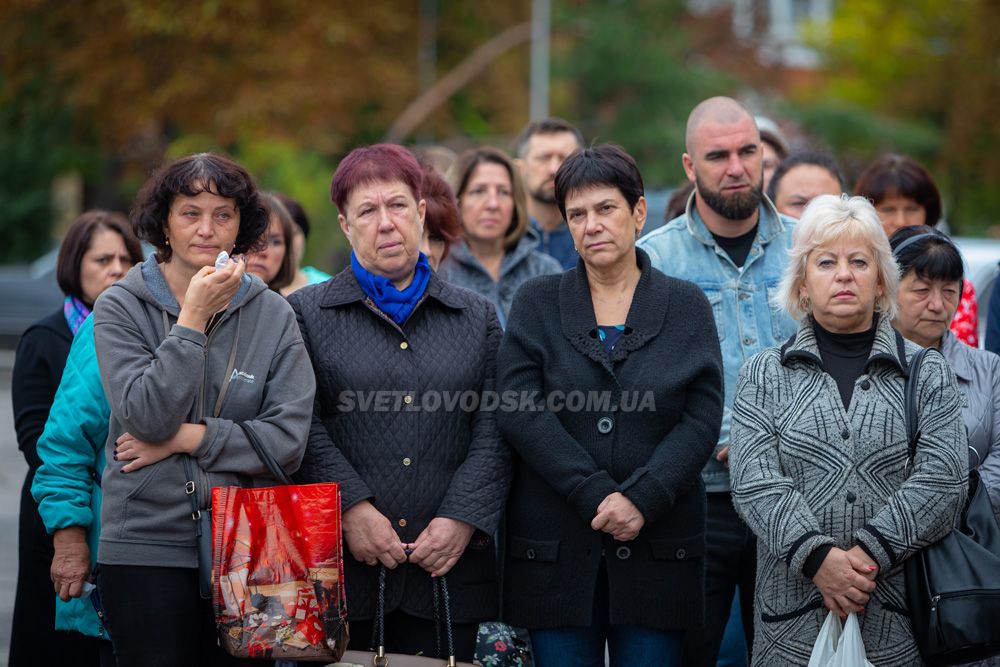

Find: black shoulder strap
<box><xmin>905</xmin><ymin>345</ymin><xmax>932</xmax><ymax>467</ymax></box>
<box><xmin>237</xmin><ymin>421</ymin><xmax>294</xmax><ymax>485</ymax></box>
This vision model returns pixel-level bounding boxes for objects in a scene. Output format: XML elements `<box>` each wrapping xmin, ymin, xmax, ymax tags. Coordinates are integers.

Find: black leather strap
<box><xmin>904</xmin><ymin>347</ymin><xmax>931</xmax><ymax>471</ymax></box>
<box><xmin>236</xmin><ymin>421</ymin><xmax>293</xmax><ymax>485</ymax></box>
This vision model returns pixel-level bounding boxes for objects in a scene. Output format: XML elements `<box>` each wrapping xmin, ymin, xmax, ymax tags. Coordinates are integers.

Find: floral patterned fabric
<box><xmin>951</xmin><ymin>278</ymin><xmax>979</xmax><ymax>347</ymax></box>
<box><xmin>474</xmin><ymin>622</ymin><xmax>532</xmax><ymax>666</ymax></box>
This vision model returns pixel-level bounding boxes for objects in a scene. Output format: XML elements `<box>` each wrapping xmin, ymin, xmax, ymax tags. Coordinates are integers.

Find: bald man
<box><xmin>637</xmin><ymin>97</ymin><xmax>798</xmax><ymax>666</ymax></box>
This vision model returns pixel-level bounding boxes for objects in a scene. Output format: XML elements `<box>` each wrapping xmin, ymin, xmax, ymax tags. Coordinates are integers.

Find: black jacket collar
<box><xmin>559</xmin><ymin>248</ymin><xmax>667</xmax><ymax>369</ymax></box>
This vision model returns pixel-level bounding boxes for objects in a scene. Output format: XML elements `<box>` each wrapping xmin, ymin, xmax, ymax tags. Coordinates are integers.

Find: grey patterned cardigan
<box><xmin>730</xmin><ymin>315</ymin><xmax>968</xmax><ymax>667</ymax></box>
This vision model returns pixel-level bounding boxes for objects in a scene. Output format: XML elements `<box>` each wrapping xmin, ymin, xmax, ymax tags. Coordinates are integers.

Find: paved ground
<box><xmin>1</xmin><ymin>348</ymin><xmax>26</xmax><ymax>667</ymax></box>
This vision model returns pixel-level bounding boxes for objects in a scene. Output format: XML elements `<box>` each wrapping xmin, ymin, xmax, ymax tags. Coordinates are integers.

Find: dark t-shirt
<box><xmin>711</xmin><ymin>223</ymin><xmax>758</xmax><ymax>268</ymax></box>
<box><xmin>813</xmin><ymin>318</ymin><xmax>877</xmax><ymax>410</ymax></box>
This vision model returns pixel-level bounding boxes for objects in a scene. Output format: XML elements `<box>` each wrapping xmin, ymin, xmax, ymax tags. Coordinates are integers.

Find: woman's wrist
<box><xmin>176</xmin><ymin>307</ymin><xmax>209</xmax><ymax>332</ymax></box>
<box><xmin>172</xmin><ymin>423</ymin><xmax>207</xmax><ymax>454</ymax></box>
<box><xmin>53</xmin><ymin>526</ymin><xmax>88</xmax><ymax>547</ymax></box>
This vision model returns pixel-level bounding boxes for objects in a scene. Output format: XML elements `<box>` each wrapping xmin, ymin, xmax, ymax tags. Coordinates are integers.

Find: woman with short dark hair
<box><xmin>498</xmin><ymin>145</ymin><xmax>724</xmax><ymax>665</ymax></box>
<box><xmin>440</xmin><ymin>147</ymin><xmax>561</xmax><ymax>327</ymax></box>
<box><xmin>290</xmin><ymin>144</ymin><xmax>508</xmax><ymax>662</ymax></box>
<box><xmin>11</xmin><ymin>209</ymin><xmax>142</xmax><ymax>666</ymax></box>
<box><xmin>891</xmin><ymin>225</ymin><xmax>1000</xmax><ymax>517</ymax></box>
<box><xmin>246</xmin><ymin>192</ymin><xmax>297</xmax><ymax>291</ymax></box>
<box><xmin>274</xmin><ymin>192</ymin><xmax>332</xmax><ymax>296</ymax></box>
<box><xmin>854</xmin><ymin>153</ymin><xmax>979</xmax><ymax>346</ymax></box>
<box><xmin>92</xmin><ymin>152</ymin><xmax>315</xmax><ymax>666</ymax></box>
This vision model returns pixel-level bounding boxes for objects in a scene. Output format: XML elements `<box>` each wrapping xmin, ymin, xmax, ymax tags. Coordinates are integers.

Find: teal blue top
<box><xmin>31</xmin><ymin>314</ymin><xmax>108</xmax><ymax>639</ymax></box>
<box><xmin>302</xmin><ymin>265</ymin><xmax>332</xmax><ymax>285</ymax></box>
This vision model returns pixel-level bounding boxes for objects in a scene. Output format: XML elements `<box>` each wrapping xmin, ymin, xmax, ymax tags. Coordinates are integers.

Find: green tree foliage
<box><xmin>552</xmin><ymin>0</ymin><xmax>735</xmax><ymax>187</ymax></box>
<box><xmin>0</xmin><ymin>79</ymin><xmax>97</xmax><ymax>262</ymax></box>
<box><xmin>811</xmin><ymin>0</ymin><xmax>1000</xmax><ymax>233</ymax></box>
<box><xmin>0</xmin><ymin>1</ymin><xmax>537</xmax><ymax>260</ymax></box>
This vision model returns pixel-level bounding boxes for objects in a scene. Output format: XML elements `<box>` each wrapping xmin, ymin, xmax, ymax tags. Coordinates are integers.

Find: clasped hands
<box><xmin>342</xmin><ymin>500</ymin><xmax>474</xmax><ymax>577</ymax></box>
<box><xmin>591</xmin><ymin>491</ymin><xmax>644</xmax><ymax>542</ymax></box>
<box><xmin>813</xmin><ymin>545</ymin><xmax>879</xmax><ymax>619</ymax></box>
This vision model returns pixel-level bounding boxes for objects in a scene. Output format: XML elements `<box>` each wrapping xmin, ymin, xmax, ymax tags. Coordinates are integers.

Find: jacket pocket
<box><xmin>759</xmin><ymin>597</ymin><xmax>824</xmax><ymax>623</ymax></box>
<box><xmin>508</xmin><ymin>536</ymin><xmax>559</xmax><ymax>562</ymax></box>
<box><xmin>766</xmin><ymin>283</ymin><xmax>796</xmax><ymax>342</ymax></box>
<box><xmin>701</xmin><ymin>288</ymin><xmax>726</xmax><ymax>342</ymax></box>
<box><xmin>649</xmin><ymin>535</ymin><xmax>705</xmax><ymax>561</ymax></box>
<box><xmin>120</xmin><ymin>456</ymin><xmax>193</xmax><ymax>543</ymax></box>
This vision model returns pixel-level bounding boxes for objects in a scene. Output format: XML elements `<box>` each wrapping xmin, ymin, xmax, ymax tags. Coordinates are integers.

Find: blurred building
<box><xmin>687</xmin><ymin>0</ymin><xmax>834</xmax><ymax>73</ymax></box>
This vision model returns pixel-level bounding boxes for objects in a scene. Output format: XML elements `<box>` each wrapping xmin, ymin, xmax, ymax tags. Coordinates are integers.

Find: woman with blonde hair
<box><xmin>729</xmin><ymin>194</ymin><xmax>967</xmax><ymax>665</ymax></box>
<box><xmin>440</xmin><ymin>146</ymin><xmax>561</xmax><ymax>327</ymax></box>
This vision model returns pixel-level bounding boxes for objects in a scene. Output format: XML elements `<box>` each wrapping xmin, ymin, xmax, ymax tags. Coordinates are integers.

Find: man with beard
<box><xmin>515</xmin><ymin>118</ymin><xmax>584</xmax><ymax>270</ymax></box>
<box><xmin>637</xmin><ymin>96</ymin><xmax>797</xmax><ymax>667</ymax></box>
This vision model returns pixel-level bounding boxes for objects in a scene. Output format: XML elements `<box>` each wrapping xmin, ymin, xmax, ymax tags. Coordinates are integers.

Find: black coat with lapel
<box><xmin>497</xmin><ymin>249</ymin><xmax>724</xmax><ymax>631</ymax></box>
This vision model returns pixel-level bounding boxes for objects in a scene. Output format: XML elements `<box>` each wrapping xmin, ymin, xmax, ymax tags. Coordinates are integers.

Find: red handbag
<box><xmin>211</xmin><ymin>423</ymin><xmax>348</xmax><ymax>661</ymax></box>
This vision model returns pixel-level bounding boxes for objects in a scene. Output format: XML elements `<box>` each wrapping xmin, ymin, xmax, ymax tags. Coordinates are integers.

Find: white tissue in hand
<box><xmin>214</xmin><ymin>250</ymin><xmax>230</xmax><ymax>270</ymax></box>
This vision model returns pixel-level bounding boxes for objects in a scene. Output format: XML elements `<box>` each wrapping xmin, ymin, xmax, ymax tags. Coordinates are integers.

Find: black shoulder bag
<box><xmin>903</xmin><ymin>347</ymin><xmax>1000</xmax><ymax>666</ymax></box>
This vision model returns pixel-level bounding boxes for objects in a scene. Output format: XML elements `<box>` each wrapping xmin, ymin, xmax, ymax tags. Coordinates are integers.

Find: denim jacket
<box><xmin>637</xmin><ymin>193</ymin><xmax>797</xmax><ymax>492</ymax></box>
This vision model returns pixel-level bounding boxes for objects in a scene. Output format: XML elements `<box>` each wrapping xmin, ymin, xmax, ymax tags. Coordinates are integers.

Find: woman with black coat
<box><xmin>290</xmin><ymin>144</ymin><xmax>509</xmax><ymax>662</ymax></box>
<box><xmin>497</xmin><ymin>145</ymin><xmax>724</xmax><ymax>666</ymax></box>
<box><xmin>10</xmin><ymin>210</ymin><xmax>142</xmax><ymax>666</ymax></box>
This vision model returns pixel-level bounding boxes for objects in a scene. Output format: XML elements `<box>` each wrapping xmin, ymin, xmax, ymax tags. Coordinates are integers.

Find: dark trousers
<box><xmin>348</xmin><ymin>609</ymin><xmax>479</xmax><ymax>662</ymax></box>
<box><xmin>681</xmin><ymin>492</ymin><xmax>756</xmax><ymax>667</ymax></box>
<box><xmin>97</xmin><ymin>564</ymin><xmax>268</xmax><ymax>667</ymax></box>
<box><xmin>9</xmin><ymin>471</ymin><xmax>105</xmax><ymax>667</ymax></box>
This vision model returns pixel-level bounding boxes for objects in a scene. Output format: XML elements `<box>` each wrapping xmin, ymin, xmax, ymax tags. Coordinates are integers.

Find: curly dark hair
<box><xmin>131</xmin><ymin>152</ymin><xmax>269</xmax><ymax>262</ymax></box>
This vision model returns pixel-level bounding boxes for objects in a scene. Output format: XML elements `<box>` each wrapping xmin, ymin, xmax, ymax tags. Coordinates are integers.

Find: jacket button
<box><xmin>403</xmin><ymin>395</ymin><xmax>413</xmax><ymax>405</ymax></box>
<box><xmin>739</xmin><ymin>292</ymin><xmax>750</xmax><ymax>301</ymax></box>
<box><xmin>598</xmin><ymin>417</ymin><xmax>614</xmax><ymax>434</ymax></box>
<box><xmin>398</xmin><ymin>518</ymin><xmax>407</xmax><ymax>527</ymax></box>
<box><xmin>400</xmin><ymin>341</ymin><xmax>409</xmax><ymax>350</ymax></box>
<box><xmin>675</xmin><ymin>548</ymin><xmax>687</xmax><ymax>559</ymax></box>
<box><xmin>846</xmin><ymin>491</ymin><xmax>857</xmax><ymax>503</ymax></box>
<box><xmin>860</xmin><ymin>380</ymin><xmax>871</xmax><ymax>390</ymax></box>
<box><xmin>402</xmin><ymin>457</ymin><xmax>411</xmax><ymax>466</ymax></box>
<box><xmin>743</xmin><ymin>337</ymin><xmax>755</xmax><ymax>346</ymax></box>
<box><xmin>616</xmin><ymin>546</ymin><xmax>631</xmax><ymax>560</ymax></box>
<box><xmin>841</xmin><ymin>428</ymin><xmax>850</xmax><ymax>440</ymax></box>
<box><xmin>525</xmin><ymin>548</ymin><xmax>536</xmax><ymax>560</ymax></box>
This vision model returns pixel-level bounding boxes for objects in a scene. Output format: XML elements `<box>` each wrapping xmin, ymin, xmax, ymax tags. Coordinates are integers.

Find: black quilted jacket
<box><xmin>289</xmin><ymin>268</ymin><xmax>509</xmax><ymax>623</ymax></box>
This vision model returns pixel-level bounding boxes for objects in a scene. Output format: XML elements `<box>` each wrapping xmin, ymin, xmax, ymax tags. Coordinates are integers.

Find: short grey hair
<box><xmin>776</xmin><ymin>194</ymin><xmax>899</xmax><ymax>321</ymax></box>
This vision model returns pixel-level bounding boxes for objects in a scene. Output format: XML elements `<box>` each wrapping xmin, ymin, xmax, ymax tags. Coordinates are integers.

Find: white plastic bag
<box><xmin>807</xmin><ymin>612</ymin><xmax>875</xmax><ymax>667</ymax></box>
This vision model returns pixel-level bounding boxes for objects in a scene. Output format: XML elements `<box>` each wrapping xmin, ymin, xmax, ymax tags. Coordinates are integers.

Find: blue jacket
<box><xmin>530</xmin><ymin>217</ymin><xmax>577</xmax><ymax>270</ymax></box>
<box><xmin>987</xmin><ymin>260</ymin><xmax>1000</xmax><ymax>355</ymax></box>
<box><xmin>637</xmin><ymin>193</ymin><xmax>797</xmax><ymax>492</ymax></box>
<box><xmin>31</xmin><ymin>314</ymin><xmax>108</xmax><ymax>639</ymax></box>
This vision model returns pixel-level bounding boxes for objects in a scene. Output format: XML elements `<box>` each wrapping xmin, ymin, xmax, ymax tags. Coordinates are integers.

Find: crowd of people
<box><xmin>10</xmin><ymin>95</ymin><xmax>1000</xmax><ymax>667</ymax></box>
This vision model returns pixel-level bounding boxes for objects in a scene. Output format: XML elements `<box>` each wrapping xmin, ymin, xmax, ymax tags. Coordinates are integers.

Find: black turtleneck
<box><xmin>812</xmin><ymin>317</ymin><xmax>877</xmax><ymax>410</ymax></box>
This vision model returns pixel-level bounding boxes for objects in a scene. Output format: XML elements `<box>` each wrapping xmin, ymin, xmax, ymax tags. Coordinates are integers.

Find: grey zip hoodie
<box><xmin>93</xmin><ymin>257</ymin><xmax>316</xmax><ymax>567</ymax></box>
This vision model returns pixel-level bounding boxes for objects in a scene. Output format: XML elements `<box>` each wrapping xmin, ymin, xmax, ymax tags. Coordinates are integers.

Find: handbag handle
<box><xmin>236</xmin><ymin>421</ymin><xmax>294</xmax><ymax>485</ymax></box>
<box><xmin>372</xmin><ymin>565</ymin><xmax>458</xmax><ymax>666</ymax></box>
<box><xmin>903</xmin><ymin>346</ymin><xmax>931</xmax><ymax>476</ymax></box>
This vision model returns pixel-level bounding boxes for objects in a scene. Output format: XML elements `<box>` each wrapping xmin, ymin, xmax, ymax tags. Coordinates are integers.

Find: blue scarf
<box><xmin>351</xmin><ymin>252</ymin><xmax>431</xmax><ymax>325</ymax></box>
<box><xmin>63</xmin><ymin>296</ymin><xmax>92</xmax><ymax>336</ymax></box>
